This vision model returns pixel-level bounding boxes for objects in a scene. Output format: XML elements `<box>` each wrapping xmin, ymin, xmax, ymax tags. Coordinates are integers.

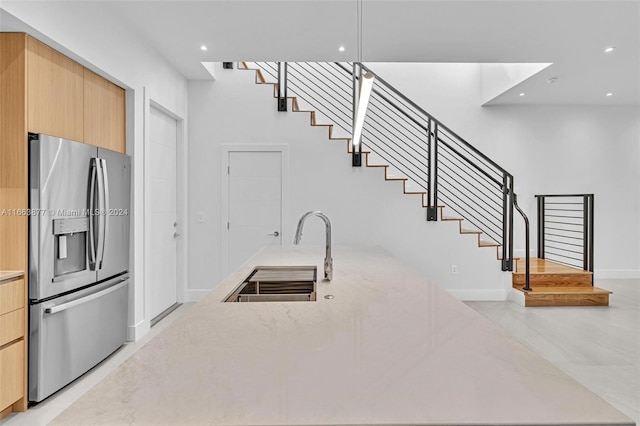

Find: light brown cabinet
<box><xmin>0</xmin><ymin>340</ymin><xmax>24</xmax><ymax>413</ymax></box>
<box><xmin>0</xmin><ymin>32</ymin><xmax>126</xmax><ymax>418</ymax></box>
<box><xmin>26</xmin><ymin>37</ymin><xmax>84</xmax><ymax>142</ymax></box>
<box><xmin>84</xmin><ymin>68</ymin><xmax>126</xmax><ymax>152</ymax></box>
<box><xmin>0</xmin><ymin>277</ymin><xmax>25</xmax><ymax>417</ymax></box>
<box><xmin>0</xmin><ymin>32</ymin><xmax>29</xmax><ymax>418</ymax></box>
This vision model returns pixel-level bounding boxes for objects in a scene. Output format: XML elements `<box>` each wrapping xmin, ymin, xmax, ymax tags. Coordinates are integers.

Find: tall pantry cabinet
<box><xmin>0</xmin><ymin>33</ymin><xmax>126</xmax><ymax>418</ymax></box>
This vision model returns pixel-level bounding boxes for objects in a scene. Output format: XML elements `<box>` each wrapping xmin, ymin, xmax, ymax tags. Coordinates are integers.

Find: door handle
<box><xmin>95</xmin><ymin>158</ymin><xmax>105</xmax><ymax>269</ymax></box>
<box><xmin>88</xmin><ymin>159</ymin><xmax>98</xmax><ymax>269</ymax></box>
<box><xmin>45</xmin><ymin>279</ymin><xmax>128</xmax><ymax>315</ymax></box>
<box><xmin>100</xmin><ymin>158</ymin><xmax>109</xmax><ymax>268</ymax></box>
<box><xmin>268</xmin><ymin>231</ymin><xmax>280</xmax><ymax>237</ymax></box>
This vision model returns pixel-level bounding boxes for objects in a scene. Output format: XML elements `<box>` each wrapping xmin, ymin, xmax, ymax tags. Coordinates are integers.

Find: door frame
<box><xmin>220</xmin><ymin>144</ymin><xmax>289</xmax><ymax>277</ymax></box>
<box><xmin>144</xmin><ymin>97</ymin><xmax>187</xmax><ymax>327</ymax></box>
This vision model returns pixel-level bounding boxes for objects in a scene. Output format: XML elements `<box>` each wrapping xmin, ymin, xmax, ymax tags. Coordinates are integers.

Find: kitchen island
<box><xmin>51</xmin><ymin>246</ymin><xmax>633</xmax><ymax>425</ymax></box>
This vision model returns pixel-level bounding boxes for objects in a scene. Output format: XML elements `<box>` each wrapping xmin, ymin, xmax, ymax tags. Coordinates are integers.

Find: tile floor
<box><xmin>2</xmin><ymin>280</ymin><xmax>638</xmax><ymax>426</ymax></box>
<box><xmin>1</xmin><ymin>304</ymin><xmax>194</xmax><ymax>426</ymax></box>
<box><xmin>467</xmin><ymin>279</ymin><xmax>639</xmax><ymax>425</ymax></box>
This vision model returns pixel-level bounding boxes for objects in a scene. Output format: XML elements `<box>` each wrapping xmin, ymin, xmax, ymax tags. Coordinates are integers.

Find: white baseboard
<box><xmin>186</xmin><ymin>289</ymin><xmax>212</xmax><ymax>302</ymax></box>
<box><xmin>127</xmin><ymin>319</ymin><xmax>149</xmax><ymax>342</ymax></box>
<box><xmin>594</xmin><ymin>270</ymin><xmax>640</xmax><ymax>279</ymax></box>
<box><xmin>446</xmin><ymin>289</ymin><xmax>508</xmax><ymax>301</ymax></box>
<box><xmin>507</xmin><ymin>288</ymin><xmax>525</xmax><ymax>306</ymax></box>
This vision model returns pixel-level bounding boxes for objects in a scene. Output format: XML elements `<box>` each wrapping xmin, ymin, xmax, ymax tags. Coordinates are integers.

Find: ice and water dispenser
<box><xmin>53</xmin><ymin>217</ymin><xmax>89</xmax><ymax>277</ymax></box>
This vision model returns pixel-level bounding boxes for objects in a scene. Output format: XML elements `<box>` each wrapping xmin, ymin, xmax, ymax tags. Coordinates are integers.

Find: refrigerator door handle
<box><xmin>44</xmin><ymin>278</ymin><xmax>128</xmax><ymax>315</ymax></box>
<box><xmin>95</xmin><ymin>158</ymin><xmax>106</xmax><ymax>269</ymax></box>
<box><xmin>88</xmin><ymin>159</ymin><xmax>98</xmax><ymax>269</ymax></box>
<box><xmin>100</xmin><ymin>158</ymin><xmax>110</xmax><ymax>268</ymax></box>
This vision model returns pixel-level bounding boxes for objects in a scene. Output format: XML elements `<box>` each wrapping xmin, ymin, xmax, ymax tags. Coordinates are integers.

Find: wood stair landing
<box><xmin>512</xmin><ymin>258</ymin><xmax>611</xmax><ymax>307</ymax></box>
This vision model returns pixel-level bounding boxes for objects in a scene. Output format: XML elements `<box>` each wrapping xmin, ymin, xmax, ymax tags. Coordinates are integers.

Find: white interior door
<box><xmin>226</xmin><ymin>150</ymin><xmax>283</xmax><ymax>274</ymax></box>
<box><xmin>149</xmin><ymin>105</ymin><xmax>178</xmax><ymax>320</ymax></box>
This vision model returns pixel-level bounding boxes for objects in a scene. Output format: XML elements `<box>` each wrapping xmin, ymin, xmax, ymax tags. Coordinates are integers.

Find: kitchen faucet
<box><xmin>294</xmin><ymin>211</ymin><xmax>333</xmax><ymax>281</ymax></box>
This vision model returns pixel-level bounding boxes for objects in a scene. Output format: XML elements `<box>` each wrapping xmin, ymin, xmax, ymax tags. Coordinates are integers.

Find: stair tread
<box><xmin>513</xmin><ymin>271</ymin><xmax>593</xmax><ymax>275</ymax></box>
<box><xmin>521</xmin><ymin>286</ymin><xmax>611</xmax><ymax>295</ymax></box>
<box><xmin>460</xmin><ymin>228</ymin><xmax>482</xmax><ymax>234</ymax></box>
<box><xmin>478</xmin><ymin>240</ymin><xmax>500</xmax><ymax>247</ymax></box>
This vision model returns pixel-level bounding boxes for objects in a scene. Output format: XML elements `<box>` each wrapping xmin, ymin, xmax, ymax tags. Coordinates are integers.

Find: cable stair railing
<box><xmin>239</xmin><ymin>61</ymin><xmax>531</xmax><ymax>281</ymax></box>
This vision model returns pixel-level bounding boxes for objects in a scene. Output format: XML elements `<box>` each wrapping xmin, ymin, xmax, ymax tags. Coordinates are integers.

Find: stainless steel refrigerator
<box><xmin>28</xmin><ymin>133</ymin><xmax>131</xmax><ymax>402</ymax></box>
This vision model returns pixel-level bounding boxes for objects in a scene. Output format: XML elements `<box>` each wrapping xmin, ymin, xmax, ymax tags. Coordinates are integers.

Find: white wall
<box><xmin>370</xmin><ymin>63</ymin><xmax>640</xmax><ymax>278</ymax></box>
<box><xmin>188</xmin><ymin>65</ymin><xmax>510</xmax><ymax>302</ymax></box>
<box><xmin>1</xmin><ymin>2</ymin><xmax>189</xmax><ymax>339</ymax></box>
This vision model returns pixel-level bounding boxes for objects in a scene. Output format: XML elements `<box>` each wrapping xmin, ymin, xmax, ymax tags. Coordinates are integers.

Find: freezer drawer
<box><xmin>29</xmin><ymin>276</ymin><xmax>129</xmax><ymax>402</ymax></box>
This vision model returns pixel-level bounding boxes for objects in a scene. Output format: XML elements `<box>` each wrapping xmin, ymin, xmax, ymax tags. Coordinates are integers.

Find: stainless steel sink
<box><xmin>223</xmin><ymin>266</ymin><xmax>317</xmax><ymax>302</ymax></box>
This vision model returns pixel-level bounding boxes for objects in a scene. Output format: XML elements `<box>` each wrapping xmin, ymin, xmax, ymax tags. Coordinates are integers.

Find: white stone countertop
<box><xmin>0</xmin><ymin>270</ymin><xmax>24</xmax><ymax>282</ymax></box>
<box><xmin>51</xmin><ymin>246</ymin><xmax>633</xmax><ymax>425</ymax></box>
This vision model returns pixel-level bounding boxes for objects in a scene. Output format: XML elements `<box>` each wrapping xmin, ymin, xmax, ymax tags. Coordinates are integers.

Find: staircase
<box><xmin>240</xmin><ymin>62</ymin><xmax>508</xmax><ymax>261</ymax></box>
<box><xmin>237</xmin><ymin>61</ymin><xmax>609</xmax><ymax>306</ymax></box>
<box><xmin>512</xmin><ymin>258</ymin><xmax>611</xmax><ymax>306</ymax></box>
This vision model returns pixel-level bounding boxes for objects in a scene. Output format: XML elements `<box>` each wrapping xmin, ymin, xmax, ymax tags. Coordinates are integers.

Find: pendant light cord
<box><xmin>357</xmin><ymin>0</ymin><xmax>363</xmax><ymax>64</ymax></box>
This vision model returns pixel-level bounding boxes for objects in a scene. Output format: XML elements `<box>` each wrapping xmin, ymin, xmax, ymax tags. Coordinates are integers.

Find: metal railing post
<box><xmin>583</xmin><ymin>194</ymin><xmax>595</xmax><ymax>275</ymax></box>
<box><xmin>277</xmin><ymin>62</ymin><xmax>288</xmax><ymax>111</ymax></box>
<box><xmin>426</xmin><ymin>121</ymin><xmax>438</xmax><ymax>221</ymax></box>
<box><xmin>501</xmin><ymin>174</ymin><xmax>509</xmax><ymax>270</ymax></box>
<box><xmin>588</xmin><ymin>195</ymin><xmax>594</xmax><ymax>274</ymax></box>
<box><xmin>537</xmin><ymin>195</ymin><xmax>545</xmax><ymax>259</ymax></box>
<box><xmin>583</xmin><ymin>195</ymin><xmax>589</xmax><ymax>271</ymax></box>
<box><xmin>505</xmin><ymin>175</ymin><xmax>514</xmax><ymax>271</ymax></box>
<box><xmin>513</xmin><ymin>193</ymin><xmax>531</xmax><ymax>291</ymax></box>
<box><xmin>351</xmin><ymin>63</ymin><xmax>362</xmax><ymax>167</ymax></box>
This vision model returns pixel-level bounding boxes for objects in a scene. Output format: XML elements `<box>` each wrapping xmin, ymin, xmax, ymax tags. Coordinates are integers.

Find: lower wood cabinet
<box><xmin>0</xmin><ymin>340</ymin><xmax>24</xmax><ymax>414</ymax></box>
<box><xmin>0</xmin><ymin>309</ymin><xmax>24</xmax><ymax>347</ymax></box>
<box><xmin>0</xmin><ymin>277</ymin><xmax>26</xmax><ymax>416</ymax></box>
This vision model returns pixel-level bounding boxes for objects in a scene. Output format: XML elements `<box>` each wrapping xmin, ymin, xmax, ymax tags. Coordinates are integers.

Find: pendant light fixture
<box><xmin>351</xmin><ymin>0</ymin><xmax>375</xmax><ymax>166</ymax></box>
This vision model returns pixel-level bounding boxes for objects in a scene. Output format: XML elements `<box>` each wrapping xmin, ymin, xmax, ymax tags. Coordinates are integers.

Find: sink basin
<box><xmin>224</xmin><ymin>266</ymin><xmax>317</xmax><ymax>302</ymax></box>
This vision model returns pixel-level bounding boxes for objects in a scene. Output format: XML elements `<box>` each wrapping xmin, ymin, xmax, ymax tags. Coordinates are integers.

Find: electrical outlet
<box><xmin>196</xmin><ymin>212</ymin><xmax>205</xmax><ymax>223</ymax></box>
<box><xmin>451</xmin><ymin>265</ymin><xmax>458</xmax><ymax>275</ymax></box>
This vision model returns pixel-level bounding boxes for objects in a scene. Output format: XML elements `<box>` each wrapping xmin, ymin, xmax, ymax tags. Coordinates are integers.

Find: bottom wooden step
<box><xmin>516</xmin><ymin>286</ymin><xmax>612</xmax><ymax>307</ymax></box>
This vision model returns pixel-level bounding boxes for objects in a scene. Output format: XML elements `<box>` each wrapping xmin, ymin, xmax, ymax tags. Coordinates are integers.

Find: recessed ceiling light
<box><xmin>338</xmin><ymin>46</ymin><xmax>345</xmax><ymax>52</ymax></box>
<box><xmin>200</xmin><ymin>45</ymin><xmax>208</xmax><ymax>51</ymax></box>
<box><xmin>546</xmin><ymin>77</ymin><xmax>558</xmax><ymax>84</ymax></box>
<box><xmin>519</xmin><ymin>93</ymin><xmax>525</xmax><ymax>97</ymax></box>
<box><xmin>604</xmin><ymin>46</ymin><xmax>616</xmax><ymax>53</ymax></box>
<box><xmin>606</xmin><ymin>92</ymin><xmax>613</xmax><ymax>97</ymax></box>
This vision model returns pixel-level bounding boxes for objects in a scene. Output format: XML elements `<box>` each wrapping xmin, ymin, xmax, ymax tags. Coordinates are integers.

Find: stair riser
<box><xmin>512</xmin><ymin>273</ymin><xmax>592</xmax><ymax>287</ymax></box>
<box><xmin>525</xmin><ymin>293</ymin><xmax>609</xmax><ymax>307</ymax></box>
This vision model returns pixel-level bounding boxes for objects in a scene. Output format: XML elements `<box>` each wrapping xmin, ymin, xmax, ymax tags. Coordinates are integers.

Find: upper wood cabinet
<box><xmin>84</xmin><ymin>68</ymin><xmax>126</xmax><ymax>152</ymax></box>
<box><xmin>22</xmin><ymin>35</ymin><xmax>126</xmax><ymax>153</ymax></box>
<box><xmin>26</xmin><ymin>37</ymin><xmax>84</xmax><ymax>143</ymax></box>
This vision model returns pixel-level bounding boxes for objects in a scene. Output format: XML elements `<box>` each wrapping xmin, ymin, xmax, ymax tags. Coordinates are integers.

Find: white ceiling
<box><xmin>2</xmin><ymin>0</ymin><xmax>639</xmax><ymax>105</ymax></box>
